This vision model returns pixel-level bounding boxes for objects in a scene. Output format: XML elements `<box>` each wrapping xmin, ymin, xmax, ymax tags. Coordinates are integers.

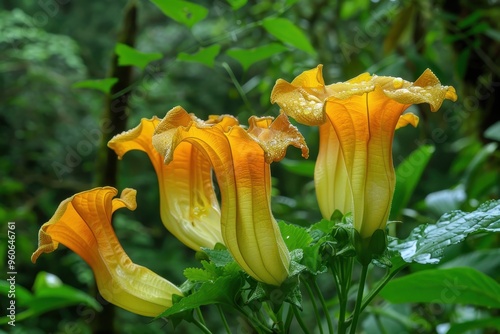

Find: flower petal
<box><xmin>270</xmin><ymin>65</ymin><xmax>327</xmax><ymax>125</ymax></box>
<box><xmin>396</xmin><ymin>113</ymin><xmax>420</xmax><ymax>129</ymax></box>
<box><xmin>109</xmin><ymin>113</ymin><xmax>223</xmax><ymax>251</ymax></box>
<box><xmin>31</xmin><ymin>187</ymin><xmax>182</xmax><ymax>317</ymax></box>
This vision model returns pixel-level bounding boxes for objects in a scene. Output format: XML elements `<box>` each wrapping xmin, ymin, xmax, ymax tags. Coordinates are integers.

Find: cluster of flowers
<box><xmin>32</xmin><ymin>65</ymin><xmax>456</xmax><ymax>317</ymax></box>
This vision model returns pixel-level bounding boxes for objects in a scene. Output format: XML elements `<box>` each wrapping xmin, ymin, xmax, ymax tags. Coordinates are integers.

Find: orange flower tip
<box><xmin>247</xmin><ymin>113</ymin><xmax>309</xmax><ymax>163</ymax></box>
<box><xmin>445</xmin><ymin>86</ymin><xmax>458</xmax><ymax>102</ymax></box>
<box><xmin>396</xmin><ymin>113</ymin><xmax>420</xmax><ymax>130</ymax></box>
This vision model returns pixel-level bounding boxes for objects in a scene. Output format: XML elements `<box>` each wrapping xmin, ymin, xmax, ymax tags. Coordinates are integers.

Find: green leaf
<box><xmin>484</xmin><ymin>121</ymin><xmax>500</xmax><ymax>141</ymax></box>
<box><xmin>390</xmin><ymin>145</ymin><xmax>435</xmax><ymax>219</ymax></box>
<box><xmin>278</xmin><ymin>221</ymin><xmax>312</xmax><ymax>251</ymax></box>
<box><xmin>114</xmin><ymin>43</ymin><xmax>162</xmax><ymax>70</ymax></box>
<box><xmin>149</xmin><ymin>0</ymin><xmax>208</xmax><ymax>28</ymax></box>
<box><xmin>158</xmin><ymin>275</ymin><xmax>243</xmax><ymax>318</ymax></box>
<box><xmin>309</xmin><ymin>218</ymin><xmax>335</xmax><ymax>236</ymax></box>
<box><xmin>447</xmin><ymin>318</ymin><xmax>500</xmax><ymax>334</ymax></box>
<box><xmin>202</xmin><ymin>248</ymin><xmax>234</xmax><ymax>267</ymax></box>
<box><xmin>0</xmin><ymin>272</ymin><xmax>101</xmax><ymax>325</ymax></box>
<box><xmin>226</xmin><ymin>43</ymin><xmax>288</xmax><ymax>71</ymax></box>
<box><xmin>226</xmin><ymin>0</ymin><xmax>247</xmax><ymax>10</ymax></box>
<box><xmin>425</xmin><ymin>186</ymin><xmax>466</xmax><ymax>217</ymax></box>
<box><xmin>183</xmin><ymin>267</ymin><xmax>215</xmax><ymax>282</ymax></box>
<box><xmin>280</xmin><ymin>158</ymin><xmax>315</xmax><ymax>177</ymax></box>
<box><xmin>380</xmin><ymin>267</ymin><xmax>500</xmax><ymax>308</ymax></box>
<box><xmin>440</xmin><ymin>249</ymin><xmax>500</xmax><ymax>278</ymax></box>
<box><xmin>262</xmin><ymin>18</ymin><xmax>315</xmax><ymax>55</ymax></box>
<box><xmin>72</xmin><ymin>78</ymin><xmax>118</xmax><ymax>94</ymax></box>
<box><xmin>458</xmin><ymin>10</ymin><xmax>483</xmax><ymax>29</ymax></box>
<box><xmin>389</xmin><ymin>200</ymin><xmax>500</xmax><ymax>264</ymax></box>
<box><xmin>177</xmin><ymin>44</ymin><xmax>221</xmax><ymax>68</ymax></box>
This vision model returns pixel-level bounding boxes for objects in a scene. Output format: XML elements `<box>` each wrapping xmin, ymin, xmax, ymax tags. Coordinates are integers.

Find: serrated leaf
<box><xmin>202</xmin><ymin>248</ymin><xmax>235</xmax><ymax>267</ymax></box>
<box><xmin>72</xmin><ymin>78</ymin><xmax>118</xmax><ymax>93</ymax></box>
<box><xmin>390</xmin><ymin>145</ymin><xmax>435</xmax><ymax>219</ymax></box>
<box><xmin>149</xmin><ymin>0</ymin><xmax>208</xmax><ymax>28</ymax></box>
<box><xmin>177</xmin><ymin>44</ymin><xmax>221</xmax><ymax>68</ymax></box>
<box><xmin>226</xmin><ymin>43</ymin><xmax>288</xmax><ymax>70</ymax></box>
<box><xmin>158</xmin><ymin>275</ymin><xmax>243</xmax><ymax>318</ymax></box>
<box><xmin>115</xmin><ymin>43</ymin><xmax>162</xmax><ymax>70</ymax></box>
<box><xmin>183</xmin><ymin>267</ymin><xmax>214</xmax><ymax>282</ymax></box>
<box><xmin>226</xmin><ymin>0</ymin><xmax>247</xmax><ymax>10</ymax></box>
<box><xmin>309</xmin><ymin>218</ymin><xmax>335</xmax><ymax>235</ymax></box>
<box><xmin>280</xmin><ymin>158</ymin><xmax>315</xmax><ymax>177</ymax></box>
<box><xmin>389</xmin><ymin>200</ymin><xmax>500</xmax><ymax>264</ymax></box>
<box><xmin>380</xmin><ymin>267</ymin><xmax>500</xmax><ymax>308</ymax></box>
<box><xmin>262</xmin><ymin>18</ymin><xmax>315</xmax><ymax>55</ymax></box>
<box><xmin>278</xmin><ymin>221</ymin><xmax>312</xmax><ymax>251</ymax></box>
<box><xmin>302</xmin><ymin>236</ymin><xmax>329</xmax><ymax>274</ymax></box>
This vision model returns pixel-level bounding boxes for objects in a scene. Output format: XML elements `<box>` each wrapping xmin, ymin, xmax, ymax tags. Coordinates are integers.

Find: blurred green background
<box><xmin>1</xmin><ymin>0</ymin><xmax>499</xmax><ymax>333</ymax></box>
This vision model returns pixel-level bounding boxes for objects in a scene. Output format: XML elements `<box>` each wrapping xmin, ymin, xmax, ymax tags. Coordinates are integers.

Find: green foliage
<box><xmin>72</xmin><ymin>78</ymin><xmax>118</xmax><ymax>93</ymax></box>
<box><xmin>0</xmin><ymin>272</ymin><xmax>101</xmax><ymax>325</ymax></box>
<box><xmin>262</xmin><ymin>17</ymin><xmax>315</xmax><ymax>55</ymax></box>
<box><xmin>149</xmin><ymin>0</ymin><xmax>208</xmax><ymax>28</ymax></box>
<box><xmin>390</xmin><ymin>145</ymin><xmax>435</xmax><ymax>219</ymax></box>
<box><xmin>177</xmin><ymin>45</ymin><xmax>221</xmax><ymax>68</ymax></box>
<box><xmin>381</xmin><ymin>267</ymin><xmax>500</xmax><ymax>308</ymax></box>
<box><xmin>227</xmin><ymin>43</ymin><xmax>288</xmax><ymax>71</ymax></box>
<box><xmin>389</xmin><ymin>200</ymin><xmax>500</xmax><ymax>264</ymax></box>
<box><xmin>115</xmin><ymin>43</ymin><xmax>162</xmax><ymax>69</ymax></box>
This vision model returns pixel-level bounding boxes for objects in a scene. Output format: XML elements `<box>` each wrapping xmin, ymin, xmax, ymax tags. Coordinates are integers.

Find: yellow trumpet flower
<box><xmin>108</xmin><ymin>116</ymin><xmax>223</xmax><ymax>251</ymax></box>
<box><xmin>31</xmin><ymin>187</ymin><xmax>182</xmax><ymax>317</ymax></box>
<box><xmin>152</xmin><ymin>106</ymin><xmax>309</xmax><ymax>286</ymax></box>
<box><xmin>271</xmin><ymin>65</ymin><xmax>457</xmax><ymax>242</ymax></box>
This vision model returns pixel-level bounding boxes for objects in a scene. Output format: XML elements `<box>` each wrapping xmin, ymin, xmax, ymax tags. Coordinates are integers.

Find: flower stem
<box><xmin>292</xmin><ymin>304</ymin><xmax>311</xmax><ymax>334</ymax></box>
<box><xmin>217</xmin><ymin>305</ymin><xmax>231</xmax><ymax>334</ymax></box>
<box><xmin>348</xmin><ymin>264</ymin><xmax>369</xmax><ymax>334</ymax></box>
<box><xmin>193</xmin><ymin>319</ymin><xmax>213</xmax><ymax>334</ymax></box>
<box><xmin>196</xmin><ymin>307</ymin><xmax>206</xmax><ymax>326</ymax></box>
<box><xmin>284</xmin><ymin>304</ymin><xmax>294</xmax><ymax>333</ymax></box>
<box><xmin>333</xmin><ymin>257</ymin><xmax>354</xmax><ymax>334</ymax></box>
<box><xmin>312</xmin><ymin>278</ymin><xmax>335</xmax><ymax>334</ymax></box>
<box><xmin>344</xmin><ymin>263</ymin><xmax>406</xmax><ymax>327</ymax></box>
<box><xmin>304</xmin><ymin>280</ymin><xmax>324</xmax><ymax>334</ymax></box>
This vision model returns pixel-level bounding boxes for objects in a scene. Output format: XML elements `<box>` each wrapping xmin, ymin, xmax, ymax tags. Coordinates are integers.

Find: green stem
<box><xmin>312</xmin><ymin>278</ymin><xmax>335</xmax><ymax>334</ymax></box>
<box><xmin>236</xmin><ymin>305</ymin><xmax>273</xmax><ymax>334</ymax></box>
<box><xmin>276</xmin><ymin>304</ymin><xmax>285</xmax><ymax>333</ymax></box>
<box><xmin>284</xmin><ymin>304</ymin><xmax>294</xmax><ymax>334</ymax></box>
<box><xmin>345</xmin><ymin>263</ymin><xmax>406</xmax><ymax>327</ymax></box>
<box><xmin>196</xmin><ymin>307</ymin><xmax>206</xmax><ymax>326</ymax></box>
<box><xmin>217</xmin><ymin>305</ymin><xmax>231</xmax><ymax>334</ymax></box>
<box><xmin>333</xmin><ymin>257</ymin><xmax>354</xmax><ymax>334</ymax></box>
<box><xmin>193</xmin><ymin>319</ymin><xmax>213</xmax><ymax>334</ymax></box>
<box><xmin>304</xmin><ymin>280</ymin><xmax>324</xmax><ymax>334</ymax></box>
<box><xmin>292</xmin><ymin>304</ymin><xmax>311</xmax><ymax>334</ymax></box>
<box><xmin>348</xmin><ymin>264</ymin><xmax>369</xmax><ymax>334</ymax></box>
<box><xmin>221</xmin><ymin>62</ymin><xmax>255</xmax><ymax>114</ymax></box>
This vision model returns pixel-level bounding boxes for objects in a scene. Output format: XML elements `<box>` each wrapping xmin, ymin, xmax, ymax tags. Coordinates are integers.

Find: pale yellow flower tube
<box><xmin>153</xmin><ymin>107</ymin><xmax>309</xmax><ymax>286</ymax></box>
<box><xmin>31</xmin><ymin>187</ymin><xmax>182</xmax><ymax>317</ymax></box>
